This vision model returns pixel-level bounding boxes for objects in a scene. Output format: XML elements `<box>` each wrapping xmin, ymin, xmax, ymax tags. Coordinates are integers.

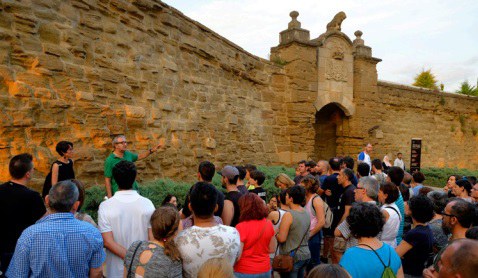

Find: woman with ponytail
<box><xmin>123</xmin><ymin>206</ymin><xmax>183</xmax><ymax>277</ymax></box>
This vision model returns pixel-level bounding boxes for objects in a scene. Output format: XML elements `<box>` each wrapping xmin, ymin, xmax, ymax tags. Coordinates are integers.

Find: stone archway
<box><xmin>314</xmin><ymin>103</ymin><xmax>346</xmax><ymax>160</ymax></box>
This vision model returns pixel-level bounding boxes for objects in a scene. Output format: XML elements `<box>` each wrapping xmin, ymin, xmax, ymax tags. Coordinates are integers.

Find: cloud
<box><xmin>465</xmin><ymin>56</ymin><xmax>478</xmax><ymax>66</ymax></box>
<box><xmin>163</xmin><ymin>0</ymin><xmax>478</xmax><ymax>92</ymax></box>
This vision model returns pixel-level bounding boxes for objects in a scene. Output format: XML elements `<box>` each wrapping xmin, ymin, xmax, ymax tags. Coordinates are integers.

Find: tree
<box><xmin>455</xmin><ymin>79</ymin><xmax>478</xmax><ymax>96</ymax></box>
<box><xmin>413</xmin><ymin>69</ymin><xmax>439</xmax><ymax>90</ymax></box>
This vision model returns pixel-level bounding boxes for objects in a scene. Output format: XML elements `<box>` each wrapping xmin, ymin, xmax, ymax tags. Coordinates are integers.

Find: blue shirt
<box><xmin>7</xmin><ymin>213</ymin><xmax>105</xmax><ymax>278</ymax></box>
<box><xmin>412</xmin><ymin>184</ymin><xmax>423</xmax><ymax>196</ymax></box>
<box><xmin>340</xmin><ymin>243</ymin><xmax>402</xmax><ymax>278</ymax></box>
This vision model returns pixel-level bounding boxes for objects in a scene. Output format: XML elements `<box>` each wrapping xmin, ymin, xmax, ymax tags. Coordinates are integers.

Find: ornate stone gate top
<box><xmin>272</xmin><ymin>11</ymin><xmax>382</xmax><ymax>117</ymax></box>
<box><xmin>313</xmin><ymin>12</ymin><xmax>355</xmax><ymax>116</ymax></box>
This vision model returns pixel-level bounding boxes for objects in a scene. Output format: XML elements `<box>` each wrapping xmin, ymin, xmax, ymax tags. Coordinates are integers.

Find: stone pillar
<box><xmin>270</xmin><ymin>12</ymin><xmax>318</xmax><ymax>164</ymax></box>
<box><xmin>353</xmin><ymin>30</ymin><xmax>381</xmax><ymax>97</ymax></box>
<box><xmin>346</xmin><ymin>30</ymin><xmax>383</xmax><ymax>154</ymax></box>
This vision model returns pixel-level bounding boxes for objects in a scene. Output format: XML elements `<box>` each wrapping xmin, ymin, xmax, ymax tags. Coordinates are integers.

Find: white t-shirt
<box><xmin>394</xmin><ymin>158</ymin><xmax>405</xmax><ymax>170</ymax></box>
<box><xmin>175</xmin><ymin>224</ymin><xmax>240</xmax><ymax>278</ymax></box>
<box><xmin>358</xmin><ymin>151</ymin><xmax>371</xmax><ymax>168</ymax></box>
<box><xmin>98</xmin><ymin>190</ymin><xmax>155</xmax><ymax>278</ymax></box>
<box><xmin>270</xmin><ymin>209</ymin><xmax>286</xmax><ymax>259</ymax></box>
<box><xmin>380</xmin><ymin>203</ymin><xmax>401</xmax><ymax>248</ymax></box>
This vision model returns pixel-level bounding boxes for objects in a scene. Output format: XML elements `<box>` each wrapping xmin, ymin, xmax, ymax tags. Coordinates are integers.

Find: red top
<box><xmin>234</xmin><ymin>218</ymin><xmax>275</xmax><ymax>274</ymax></box>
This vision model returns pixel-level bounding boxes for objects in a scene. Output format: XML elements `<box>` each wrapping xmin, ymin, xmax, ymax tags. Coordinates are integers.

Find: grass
<box><xmin>82</xmin><ymin>166</ymin><xmax>476</xmax><ymax>221</ymax></box>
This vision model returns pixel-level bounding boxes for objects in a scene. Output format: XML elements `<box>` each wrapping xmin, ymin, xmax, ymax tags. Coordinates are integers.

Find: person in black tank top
<box><xmin>42</xmin><ymin>141</ymin><xmax>75</xmax><ymax>198</ymax></box>
<box><xmin>225</xmin><ymin>191</ymin><xmax>242</xmax><ymax>227</ymax></box>
<box><xmin>219</xmin><ymin>166</ymin><xmax>243</xmax><ymax>227</ymax></box>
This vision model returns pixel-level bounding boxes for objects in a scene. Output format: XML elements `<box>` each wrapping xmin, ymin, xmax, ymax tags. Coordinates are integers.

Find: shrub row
<box><xmin>420</xmin><ymin>167</ymin><xmax>477</xmax><ymax>188</ymax></box>
<box><xmin>82</xmin><ymin>166</ymin><xmax>476</xmax><ymax>221</ymax></box>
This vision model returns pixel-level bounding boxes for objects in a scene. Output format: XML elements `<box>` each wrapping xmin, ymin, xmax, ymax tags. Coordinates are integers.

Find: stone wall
<box><xmin>360</xmin><ymin>81</ymin><xmax>478</xmax><ymax>169</ymax></box>
<box><xmin>0</xmin><ymin>0</ymin><xmax>291</xmax><ymax>190</ymax></box>
<box><xmin>0</xmin><ymin>1</ymin><xmax>477</xmax><ymax>191</ymax></box>
<box><xmin>269</xmin><ymin>12</ymin><xmax>478</xmax><ymax>170</ymax></box>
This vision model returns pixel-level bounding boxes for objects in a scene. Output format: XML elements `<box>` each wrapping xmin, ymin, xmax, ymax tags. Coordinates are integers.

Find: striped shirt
<box><xmin>395</xmin><ymin>192</ymin><xmax>405</xmax><ymax>245</ymax></box>
<box><xmin>7</xmin><ymin>213</ymin><xmax>105</xmax><ymax>278</ymax></box>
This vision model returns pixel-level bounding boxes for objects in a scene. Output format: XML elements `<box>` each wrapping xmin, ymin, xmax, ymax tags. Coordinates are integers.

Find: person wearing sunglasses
<box><xmin>104</xmin><ymin>135</ymin><xmax>165</xmax><ymax>198</ymax></box>
<box><xmin>422</xmin><ymin>199</ymin><xmax>475</xmax><ymax>278</ymax></box>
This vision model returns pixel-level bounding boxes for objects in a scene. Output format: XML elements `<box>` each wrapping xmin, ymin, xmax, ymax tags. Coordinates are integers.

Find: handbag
<box><xmin>272</xmin><ymin>221</ymin><xmax>310</xmax><ymax>273</ymax></box>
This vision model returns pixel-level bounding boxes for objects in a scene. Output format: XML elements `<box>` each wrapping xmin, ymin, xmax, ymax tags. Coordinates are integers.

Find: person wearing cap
<box><xmin>220</xmin><ymin>165</ymin><xmax>243</xmax><ymax>227</ymax></box>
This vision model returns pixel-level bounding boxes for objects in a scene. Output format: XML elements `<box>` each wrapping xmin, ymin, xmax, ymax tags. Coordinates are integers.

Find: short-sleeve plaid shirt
<box><xmin>7</xmin><ymin>213</ymin><xmax>105</xmax><ymax>278</ymax></box>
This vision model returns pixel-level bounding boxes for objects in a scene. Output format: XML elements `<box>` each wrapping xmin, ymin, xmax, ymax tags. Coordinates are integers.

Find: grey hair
<box><xmin>318</xmin><ymin>160</ymin><xmax>330</xmax><ymax>171</ymax></box>
<box><xmin>48</xmin><ymin>180</ymin><xmax>79</xmax><ymax>212</ymax></box>
<box><xmin>359</xmin><ymin>176</ymin><xmax>379</xmax><ymax>200</ymax></box>
<box><xmin>112</xmin><ymin>135</ymin><xmax>126</xmax><ymax>148</ymax></box>
<box><xmin>427</xmin><ymin>190</ymin><xmax>448</xmax><ymax>214</ymax></box>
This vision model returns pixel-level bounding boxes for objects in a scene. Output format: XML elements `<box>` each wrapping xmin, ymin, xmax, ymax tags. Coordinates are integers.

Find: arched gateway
<box><xmin>314</xmin><ymin>103</ymin><xmax>346</xmax><ymax>160</ymax></box>
<box><xmin>270</xmin><ymin>11</ymin><xmax>381</xmax><ymax>163</ymax></box>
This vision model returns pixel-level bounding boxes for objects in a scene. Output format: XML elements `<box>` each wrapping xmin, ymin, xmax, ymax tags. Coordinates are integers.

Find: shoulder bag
<box><xmin>127</xmin><ymin>241</ymin><xmax>142</xmax><ymax>278</ymax></box>
<box><xmin>272</xmin><ymin>220</ymin><xmax>310</xmax><ymax>272</ymax></box>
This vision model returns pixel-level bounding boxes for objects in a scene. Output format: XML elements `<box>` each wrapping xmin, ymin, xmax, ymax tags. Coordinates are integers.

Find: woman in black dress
<box><xmin>42</xmin><ymin>141</ymin><xmax>75</xmax><ymax>198</ymax></box>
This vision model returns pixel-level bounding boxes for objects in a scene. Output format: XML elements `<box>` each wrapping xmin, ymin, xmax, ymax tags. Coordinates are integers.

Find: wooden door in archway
<box><xmin>314</xmin><ymin>103</ymin><xmax>345</xmax><ymax>160</ymax></box>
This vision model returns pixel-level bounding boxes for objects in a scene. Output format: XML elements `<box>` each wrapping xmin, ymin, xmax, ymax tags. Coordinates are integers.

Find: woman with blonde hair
<box><xmin>275</xmin><ymin>173</ymin><xmax>295</xmax><ymax>190</ymax></box>
<box><xmin>198</xmin><ymin>258</ymin><xmax>234</xmax><ymax>278</ymax></box>
<box><xmin>124</xmin><ymin>206</ymin><xmax>182</xmax><ymax>277</ymax></box>
<box><xmin>382</xmin><ymin>155</ymin><xmax>392</xmax><ymax>173</ymax></box>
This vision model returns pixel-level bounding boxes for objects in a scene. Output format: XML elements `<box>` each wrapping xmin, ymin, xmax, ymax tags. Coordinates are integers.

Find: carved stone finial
<box><xmin>353</xmin><ymin>30</ymin><xmax>364</xmax><ymax>46</ymax></box>
<box><xmin>277</xmin><ymin>10</ymin><xmax>310</xmax><ymax>45</ymax></box>
<box><xmin>326</xmin><ymin>11</ymin><xmax>346</xmax><ymax>32</ymax></box>
<box><xmin>288</xmin><ymin>11</ymin><xmax>301</xmax><ymax>29</ymax></box>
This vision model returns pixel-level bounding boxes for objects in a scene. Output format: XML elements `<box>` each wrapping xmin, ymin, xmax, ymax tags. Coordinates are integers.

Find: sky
<box><xmin>163</xmin><ymin>0</ymin><xmax>478</xmax><ymax>92</ymax></box>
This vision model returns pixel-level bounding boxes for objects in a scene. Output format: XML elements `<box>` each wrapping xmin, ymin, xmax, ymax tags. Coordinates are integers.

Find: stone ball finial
<box><xmin>353</xmin><ymin>30</ymin><xmax>364</xmax><ymax>46</ymax></box>
<box><xmin>288</xmin><ymin>11</ymin><xmax>301</xmax><ymax>29</ymax></box>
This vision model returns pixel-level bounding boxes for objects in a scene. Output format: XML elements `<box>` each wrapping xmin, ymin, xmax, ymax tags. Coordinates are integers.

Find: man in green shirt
<box><xmin>104</xmin><ymin>135</ymin><xmax>164</xmax><ymax>197</ymax></box>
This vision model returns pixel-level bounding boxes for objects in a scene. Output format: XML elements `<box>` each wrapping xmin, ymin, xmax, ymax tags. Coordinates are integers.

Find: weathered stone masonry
<box><xmin>0</xmin><ymin>1</ymin><xmax>476</xmax><ymax>190</ymax></box>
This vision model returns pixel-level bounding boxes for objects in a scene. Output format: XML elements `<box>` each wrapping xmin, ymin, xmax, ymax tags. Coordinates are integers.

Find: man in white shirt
<box><xmin>98</xmin><ymin>161</ymin><xmax>155</xmax><ymax>278</ymax></box>
<box><xmin>357</xmin><ymin>143</ymin><xmax>372</xmax><ymax>169</ymax></box>
<box><xmin>393</xmin><ymin>152</ymin><xmax>405</xmax><ymax>170</ymax></box>
<box><xmin>175</xmin><ymin>182</ymin><xmax>240</xmax><ymax>278</ymax></box>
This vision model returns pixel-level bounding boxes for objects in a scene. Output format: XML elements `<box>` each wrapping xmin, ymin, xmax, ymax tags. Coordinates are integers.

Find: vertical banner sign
<box><xmin>410</xmin><ymin>138</ymin><xmax>422</xmax><ymax>173</ymax></box>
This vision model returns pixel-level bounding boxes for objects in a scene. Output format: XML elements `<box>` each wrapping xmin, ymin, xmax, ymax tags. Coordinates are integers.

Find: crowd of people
<box><xmin>0</xmin><ymin>139</ymin><xmax>477</xmax><ymax>278</ymax></box>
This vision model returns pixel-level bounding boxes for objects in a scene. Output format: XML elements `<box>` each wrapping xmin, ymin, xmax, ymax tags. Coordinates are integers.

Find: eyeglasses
<box><xmin>115</xmin><ymin>141</ymin><xmax>128</xmax><ymax>145</ymax></box>
<box><xmin>440</xmin><ymin>211</ymin><xmax>456</xmax><ymax>218</ymax></box>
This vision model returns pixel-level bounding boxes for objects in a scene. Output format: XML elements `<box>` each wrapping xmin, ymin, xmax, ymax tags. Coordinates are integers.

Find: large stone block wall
<box><xmin>355</xmin><ymin>81</ymin><xmax>478</xmax><ymax>169</ymax></box>
<box><xmin>0</xmin><ymin>1</ymin><xmax>476</xmax><ymax>191</ymax></box>
<box><xmin>272</xmin><ymin>33</ymin><xmax>478</xmax><ymax>170</ymax></box>
<box><xmin>0</xmin><ymin>0</ymin><xmax>291</xmax><ymax>190</ymax></box>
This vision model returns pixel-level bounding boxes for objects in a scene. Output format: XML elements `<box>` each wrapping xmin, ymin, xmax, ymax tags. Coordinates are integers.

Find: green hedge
<box><xmin>420</xmin><ymin>168</ymin><xmax>477</xmax><ymax>188</ymax></box>
<box><xmin>83</xmin><ymin>165</ymin><xmax>293</xmax><ymax>221</ymax></box>
<box><xmin>82</xmin><ymin>166</ymin><xmax>476</xmax><ymax>221</ymax></box>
